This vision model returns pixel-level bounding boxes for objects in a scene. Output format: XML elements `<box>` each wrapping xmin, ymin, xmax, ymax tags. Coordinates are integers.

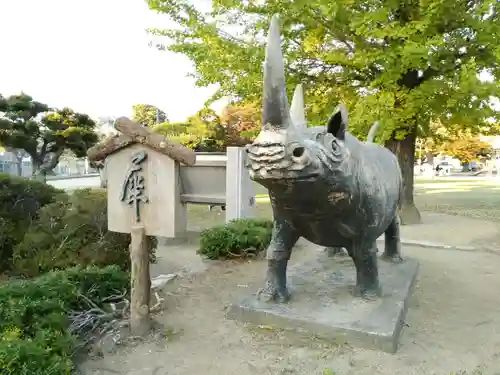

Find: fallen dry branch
<box><xmin>69</xmin><ymin>286</ymin><xmax>130</xmax><ymax>353</ymax></box>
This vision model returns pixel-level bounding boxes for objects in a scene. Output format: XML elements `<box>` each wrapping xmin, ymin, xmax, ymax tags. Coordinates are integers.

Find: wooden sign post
<box><xmin>130</xmin><ymin>225</ymin><xmax>150</xmax><ymax>335</ymax></box>
<box><xmin>87</xmin><ymin>117</ymin><xmax>196</xmax><ymax>336</ymax></box>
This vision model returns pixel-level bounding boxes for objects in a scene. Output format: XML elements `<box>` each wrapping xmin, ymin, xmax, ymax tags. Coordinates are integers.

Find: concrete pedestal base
<box><xmin>226</xmin><ymin>252</ymin><xmax>419</xmax><ymax>353</ymax></box>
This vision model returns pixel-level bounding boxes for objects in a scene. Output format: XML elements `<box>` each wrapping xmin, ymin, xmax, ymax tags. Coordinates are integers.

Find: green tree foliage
<box><xmin>0</xmin><ymin>93</ymin><xmax>99</xmax><ymax>181</ymax></box>
<box><xmin>154</xmin><ymin>104</ymin><xmax>261</xmax><ymax>150</ymax></box>
<box><xmin>147</xmin><ymin>0</ymin><xmax>500</xmax><ymax>223</ymax></box>
<box><xmin>0</xmin><ymin>173</ymin><xmax>63</xmax><ymax>272</ymax></box>
<box><xmin>154</xmin><ymin>107</ymin><xmax>225</xmax><ymax>150</ymax></box>
<box><xmin>132</xmin><ymin>103</ymin><xmax>168</xmax><ymax>127</ymax></box>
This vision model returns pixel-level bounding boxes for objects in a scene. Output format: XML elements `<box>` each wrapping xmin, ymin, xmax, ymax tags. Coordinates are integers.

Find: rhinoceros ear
<box><xmin>327</xmin><ymin>104</ymin><xmax>348</xmax><ymax>140</ymax></box>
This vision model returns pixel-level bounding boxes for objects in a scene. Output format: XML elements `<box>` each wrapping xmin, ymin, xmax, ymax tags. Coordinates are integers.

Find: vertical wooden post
<box><xmin>130</xmin><ymin>225</ymin><xmax>151</xmax><ymax>336</ymax></box>
<box><xmin>225</xmin><ymin>147</ymin><xmax>256</xmax><ymax>223</ymax></box>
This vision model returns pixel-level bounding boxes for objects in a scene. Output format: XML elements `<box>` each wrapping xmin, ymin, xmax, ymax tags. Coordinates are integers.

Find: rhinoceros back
<box><xmin>343</xmin><ymin>132</ymin><xmax>402</xmax><ymax>238</ymax></box>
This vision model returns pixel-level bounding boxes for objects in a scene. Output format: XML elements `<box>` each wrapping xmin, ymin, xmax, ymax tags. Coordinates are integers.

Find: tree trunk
<box><xmin>31</xmin><ymin>162</ymin><xmax>47</xmax><ymax>183</ymax></box>
<box><xmin>31</xmin><ymin>149</ymin><xmax>64</xmax><ymax>183</ymax></box>
<box><xmin>13</xmin><ymin>152</ymin><xmax>23</xmax><ymax>177</ymax></box>
<box><xmin>424</xmin><ymin>151</ymin><xmax>434</xmax><ymax>178</ymax></box>
<box><xmin>32</xmin><ymin>169</ymin><xmax>47</xmax><ymax>183</ymax></box>
<box><xmin>4</xmin><ymin>148</ymin><xmax>25</xmax><ymax>177</ymax></box>
<box><xmin>385</xmin><ymin>126</ymin><xmax>422</xmax><ymax>225</ymax></box>
<box><xmin>425</xmin><ymin>151</ymin><xmax>434</xmax><ymax>165</ymax></box>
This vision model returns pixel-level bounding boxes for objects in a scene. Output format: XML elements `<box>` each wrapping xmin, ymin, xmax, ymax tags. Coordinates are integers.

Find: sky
<box><xmin>0</xmin><ymin>0</ymin><xmax>225</xmax><ymax>122</ymax></box>
<box><xmin>0</xmin><ymin>0</ymin><xmax>497</xmax><ymax>124</ymax></box>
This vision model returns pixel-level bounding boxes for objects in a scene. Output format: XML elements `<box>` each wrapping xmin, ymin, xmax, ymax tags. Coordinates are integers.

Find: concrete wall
<box><xmin>46</xmin><ymin>174</ymin><xmax>102</xmax><ymax>190</ymax></box>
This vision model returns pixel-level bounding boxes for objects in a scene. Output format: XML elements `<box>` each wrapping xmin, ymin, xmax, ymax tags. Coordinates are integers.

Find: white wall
<box><xmin>46</xmin><ymin>175</ymin><xmax>101</xmax><ymax>190</ymax></box>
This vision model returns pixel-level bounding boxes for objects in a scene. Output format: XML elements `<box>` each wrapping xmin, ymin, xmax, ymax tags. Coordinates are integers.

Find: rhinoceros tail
<box><xmin>366</xmin><ymin>121</ymin><xmax>380</xmax><ymax>143</ymax></box>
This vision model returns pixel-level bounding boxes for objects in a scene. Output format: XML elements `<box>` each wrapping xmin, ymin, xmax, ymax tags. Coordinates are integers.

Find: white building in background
<box><xmin>480</xmin><ymin>135</ymin><xmax>500</xmax><ymax>156</ymax></box>
<box><xmin>0</xmin><ymin>150</ymin><xmax>32</xmax><ymax>177</ymax></box>
<box><xmin>480</xmin><ymin>135</ymin><xmax>500</xmax><ymax>174</ymax></box>
<box><xmin>55</xmin><ymin>116</ymin><xmax>118</xmax><ymax>175</ymax></box>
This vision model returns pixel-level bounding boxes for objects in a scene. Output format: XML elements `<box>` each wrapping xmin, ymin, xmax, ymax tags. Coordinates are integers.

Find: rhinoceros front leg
<box><xmin>381</xmin><ymin>215</ymin><xmax>403</xmax><ymax>263</ymax></box>
<box><xmin>351</xmin><ymin>241</ymin><xmax>381</xmax><ymax>299</ymax></box>
<box><xmin>257</xmin><ymin>219</ymin><xmax>299</xmax><ymax>303</ymax></box>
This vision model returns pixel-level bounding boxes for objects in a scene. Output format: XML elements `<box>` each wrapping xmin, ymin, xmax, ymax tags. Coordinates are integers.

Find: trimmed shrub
<box><xmin>12</xmin><ymin>188</ymin><xmax>157</xmax><ymax>277</ymax></box>
<box><xmin>0</xmin><ymin>265</ymin><xmax>129</xmax><ymax>375</ymax></box>
<box><xmin>198</xmin><ymin>218</ymin><xmax>273</xmax><ymax>259</ymax></box>
<box><xmin>0</xmin><ymin>173</ymin><xmax>64</xmax><ymax>271</ymax></box>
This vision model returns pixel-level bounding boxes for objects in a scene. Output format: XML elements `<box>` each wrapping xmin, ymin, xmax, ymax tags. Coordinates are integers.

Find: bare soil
<box><xmin>80</xmin><ymin>242</ymin><xmax>500</xmax><ymax>375</ymax></box>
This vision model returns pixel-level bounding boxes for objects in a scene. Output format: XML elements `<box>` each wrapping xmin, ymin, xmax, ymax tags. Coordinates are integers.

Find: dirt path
<box><xmin>81</xmin><ymin>244</ymin><xmax>500</xmax><ymax>375</ymax></box>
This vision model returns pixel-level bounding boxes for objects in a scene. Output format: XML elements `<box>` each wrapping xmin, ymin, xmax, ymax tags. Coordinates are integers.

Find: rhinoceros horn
<box><xmin>262</xmin><ymin>14</ymin><xmax>290</xmax><ymax>130</ymax></box>
<box><xmin>290</xmin><ymin>84</ymin><xmax>307</xmax><ymax>131</ymax></box>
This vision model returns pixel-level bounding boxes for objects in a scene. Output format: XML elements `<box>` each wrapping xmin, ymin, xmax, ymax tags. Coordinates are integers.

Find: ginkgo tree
<box><xmin>132</xmin><ymin>104</ymin><xmax>168</xmax><ymax>127</ymax></box>
<box><xmin>154</xmin><ymin>103</ymin><xmax>262</xmax><ymax>149</ymax></box>
<box><xmin>219</xmin><ymin>103</ymin><xmax>261</xmax><ymax>146</ymax></box>
<box><xmin>154</xmin><ymin>107</ymin><xmax>225</xmax><ymax>150</ymax></box>
<box><xmin>147</xmin><ymin>0</ymin><xmax>499</xmax><ymax>224</ymax></box>
<box><xmin>440</xmin><ymin>137</ymin><xmax>492</xmax><ymax>166</ymax></box>
<box><xmin>0</xmin><ymin>93</ymin><xmax>99</xmax><ymax>182</ymax></box>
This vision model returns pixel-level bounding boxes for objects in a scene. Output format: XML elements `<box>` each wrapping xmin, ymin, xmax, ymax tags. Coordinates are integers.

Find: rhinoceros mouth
<box><xmin>248</xmin><ymin>168</ymin><xmax>319</xmax><ymax>181</ymax></box>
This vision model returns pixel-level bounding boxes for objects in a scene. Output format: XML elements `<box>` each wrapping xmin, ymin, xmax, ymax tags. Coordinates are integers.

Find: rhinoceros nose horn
<box><xmin>261</xmin><ymin>14</ymin><xmax>291</xmax><ymax>131</ymax></box>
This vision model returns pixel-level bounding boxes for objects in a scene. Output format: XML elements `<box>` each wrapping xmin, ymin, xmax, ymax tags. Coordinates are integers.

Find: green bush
<box><xmin>12</xmin><ymin>188</ymin><xmax>157</xmax><ymax>277</ymax></box>
<box><xmin>0</xmin><ymin>265</ymin><xmax>129</xmax><ymax>375</ymax></box>
<box><xmin>198</xmin><ymin>218</ymin><xmax>273</xmax><ymax>259</ymax></box>
<box><xmin>0</xmin><ymin>173</ymin><xmax>64</xmax><ymax>272</ymax></box>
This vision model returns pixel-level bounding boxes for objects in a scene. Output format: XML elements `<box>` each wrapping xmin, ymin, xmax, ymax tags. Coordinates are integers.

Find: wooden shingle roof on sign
<box><xmin>87</xmin><ymin>117</ymin><xmax>196</xmax><ymax>166</ymax></box>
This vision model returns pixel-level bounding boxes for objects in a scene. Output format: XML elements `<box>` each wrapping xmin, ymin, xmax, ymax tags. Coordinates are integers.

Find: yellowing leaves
<box><xmin>303</xmin><ymin>27</ymin><xmax>325</xmax><ymax>53</ymax></box>
<box><xmin>1</xmin><ymin>327</ymin><xmax>22</xmax><ymax>342</ymax></box>
<box><xmin>440</xmin><ymin>138</ymin><xmax>493</xmax><ymax>163</ymax></box>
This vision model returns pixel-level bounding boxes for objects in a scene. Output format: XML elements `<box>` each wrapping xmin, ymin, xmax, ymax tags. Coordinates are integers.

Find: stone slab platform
<box><xmin>226</xmin><ymin>252</ymin><xmax>419</xmax><ymax>353</ymax></box>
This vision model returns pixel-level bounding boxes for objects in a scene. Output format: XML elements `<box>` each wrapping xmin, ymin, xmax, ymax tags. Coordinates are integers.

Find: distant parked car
<box><xmin>435</xmin><ymin>162</ymin><xmax>452</xmax><ymax>176</ymax></box>
<box><xmin>466</xmin><ymin>161</ymin><xmax>483</xmax><ymax>172</ymax></box>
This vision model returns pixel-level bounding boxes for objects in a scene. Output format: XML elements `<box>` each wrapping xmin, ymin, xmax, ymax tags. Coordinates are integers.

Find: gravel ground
<box><xmin>80</xmin><ymin>244</ymin><xmax>500</xmax><ymax>375</ymax></box>
<box><xmin>79</xmin><ymin>179</ymin><xmax>500</xmax><ymax>375</ymax></box>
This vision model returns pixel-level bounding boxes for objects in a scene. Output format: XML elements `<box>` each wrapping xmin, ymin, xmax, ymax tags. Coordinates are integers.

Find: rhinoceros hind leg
<box><xmin>381</xmin><ymin>216</ymin><xmax>404</xmax><ymax>263</ymax></box>
<box><xmin>351</xmin><ymin>242</ymin><xmax>381</xmax><ymax>299</ymax></box>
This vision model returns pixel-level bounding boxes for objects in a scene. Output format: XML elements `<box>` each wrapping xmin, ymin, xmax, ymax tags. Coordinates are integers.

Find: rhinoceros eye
<box><xmin>331</xmin><ymin>138</ymin><xmax>342</xmax><ymax>155</ymax></box>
